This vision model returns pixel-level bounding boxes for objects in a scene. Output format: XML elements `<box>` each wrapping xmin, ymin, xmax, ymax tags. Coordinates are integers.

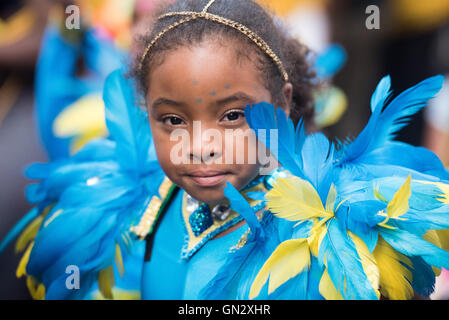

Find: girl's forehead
<box><xmin>147</xmin><ymin>42</ymin><xmax>268</xmax><ymax>101</ymax></box>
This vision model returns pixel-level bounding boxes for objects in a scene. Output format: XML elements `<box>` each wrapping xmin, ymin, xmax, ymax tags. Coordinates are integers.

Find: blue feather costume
<box><xmin>1</xmin><ymin>69</ymin><xmax>449</xmax><ymax>300</ymax></box>
<box><xmin>35</xmin><ymin>24</ymin><xmax>124</xmax><ymax>160</ymax></box>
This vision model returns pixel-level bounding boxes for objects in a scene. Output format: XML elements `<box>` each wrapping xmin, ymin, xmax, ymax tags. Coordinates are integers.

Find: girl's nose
<box><xmin>189</xmin><ymin>122</ymin><xmax>223</xmax><ymax>164</ymax></box>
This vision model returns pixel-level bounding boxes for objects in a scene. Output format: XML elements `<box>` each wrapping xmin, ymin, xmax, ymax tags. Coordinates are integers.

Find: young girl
<box><xmin>2</xmin><ymin>0</ymin><xmax>449</xmax><ymax>300</ymax></box>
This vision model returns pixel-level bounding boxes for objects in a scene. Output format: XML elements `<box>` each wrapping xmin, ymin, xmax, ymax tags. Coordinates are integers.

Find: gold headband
<box><xmin>139</xmin><ymin>0</ymin><xmax>289</xmax><ymax>82</ymax></box>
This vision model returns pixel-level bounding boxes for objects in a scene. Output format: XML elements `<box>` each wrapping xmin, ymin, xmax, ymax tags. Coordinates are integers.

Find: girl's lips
<box><xmin>186</xmin><ymin>171</ymin><xmax>229</xmax><ymax>187</ymax></box>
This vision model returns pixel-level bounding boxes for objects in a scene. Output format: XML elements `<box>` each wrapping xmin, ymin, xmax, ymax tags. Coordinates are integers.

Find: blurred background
<box><xmin>1</xmin><ymin>0</ymin><xmax>449</xmax><ymax>299</ymax></box>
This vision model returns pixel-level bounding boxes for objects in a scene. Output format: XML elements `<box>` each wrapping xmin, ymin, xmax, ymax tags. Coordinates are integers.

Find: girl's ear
<box><xmin>281</xmin><ymin>82</ymin><xmax>293</xmax><ymax>117</ymax></box>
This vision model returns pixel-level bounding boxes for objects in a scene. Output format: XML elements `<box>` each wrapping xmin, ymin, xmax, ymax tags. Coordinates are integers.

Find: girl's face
<box><xmin>147</xmin><ymin>40</ymin><xmax>280</xmax><ymax>204</ymax></box>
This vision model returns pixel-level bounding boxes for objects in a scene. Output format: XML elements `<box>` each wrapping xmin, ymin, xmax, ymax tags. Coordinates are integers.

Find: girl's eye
<box><xmin>162</xmin><ymin>116</ymin><xmax>185</xmax><ymax>126</ymax></box>
<box><xmin>222</xmin><ymin>110</ymin><xmax>245</xmax><ymax>122</ymax></box>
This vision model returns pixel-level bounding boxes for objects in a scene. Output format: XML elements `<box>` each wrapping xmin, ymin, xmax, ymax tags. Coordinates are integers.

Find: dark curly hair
<box><xmin>130</xmin><ymin>0</ymin><xmax>317</xmax><ymax>127</ymax></box>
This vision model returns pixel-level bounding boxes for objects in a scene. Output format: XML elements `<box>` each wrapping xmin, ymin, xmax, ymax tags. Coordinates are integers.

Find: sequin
<box><xmin>189</xmin><ymin>203</ymin><xmax>213</xmax><ymax>236</ymax></box>
<box><xmin>211</xmin><ymin>203</ymin><xmax>231</xmax><ymax>221</ymax></box>
<box><xmin>186</xmin><ymin>194</ymin><xmax>200</xmax><ymax>212</ymax></box>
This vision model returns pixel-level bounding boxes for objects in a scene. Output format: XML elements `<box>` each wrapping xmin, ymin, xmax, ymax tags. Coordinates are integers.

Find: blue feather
<box><xmin>394</xmin><ymin>207</ymin><xmax>449</xmax><ymax>236</ymax></box>
<box><xmin>244</xmin><ymin>103</ymin><xmax>304</xmax><ymax>178</ymax></box>
<box><xmin>409</xmin><ymin>256</ymin><xmax>436</xmax><ymax>297</ymax></box>
<box><xmin>12</xmin><ymin>67</ymin><xmax>162</xmax><ymax>299</ymax></box>
<box><xmin>370</xmin><ymin>75</ymin><xmax>392</xmax><ymax>113</ymax></box>
<box><xmin>245</xmin><ymin>191</ymin><xmax>266</xmax><ymax>201</ymax></box>
<box><xmin>336</xmin><ymin>202</ymin><xmax>382</xmax><ymax>252</ymax></box>
<box><xmin>301</xmin><ymin>133</ymin><xmax>332</xmax><ymax>191</ymax></box>
<box><xmin>0</xmin><ymin>207</ymin><xmax>40</xmax><ymax>254</ymax></box>
<box><xmin>314</xmin><ymin>44</ymin><xmax>347</xmax><ymax>80</ymax></box>
<box><xmin>200</xmin><ymin>213</ymin><xmax>284</xmax><ymax>300</ymax></box>
<box><xmin>380</xmin><ymin>227</ymin><xmax>449</xmax><ymax>270</ymax></box>
<box><xmin>103</xmin><ymin>69</ymin><xmax>155</xmax><ymax>174</ymax></box>
<box><xmin>224</xmin><ymin>182</ymin><xmax>265</xmax><ymax>241</ymax></box>
<box><xmin>318</xmin><ymin>219</ymin><xmax>378</xmax><ymax>299</ymax></box>
<box><xmin>71</xmin><ymin>138</ymin><xmax>116</xmax><ymax>162</ymax></box>
<box><xmin>356</xmin><ymin>141</ymin><xmax>449</xmax><ymax>180</ymax></box>
<box><xmin>343</xmin><ymin>75</ymin><xmax>444</xmax><ymax>164</ymax></box>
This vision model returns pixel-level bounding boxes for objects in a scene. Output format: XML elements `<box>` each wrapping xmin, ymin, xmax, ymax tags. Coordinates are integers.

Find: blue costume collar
<box><xmin>180</xmin><ymin>168</ymin><xmax>287</xmax><ymax>259</ymax></box>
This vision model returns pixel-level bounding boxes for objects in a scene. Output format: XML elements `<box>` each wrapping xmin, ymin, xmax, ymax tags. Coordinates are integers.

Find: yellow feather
<box><xmin>26</xmin><ymin>276</ymin><xmax>45</xmax><ymax>300</ymax></box>
<box><xmin>423</xmin><ymin>230</ymin><xmax>443</xmax><ymax>276</ymax></box>
<box><xmin>378</xmin><ymin>175</ymin><xmax>411</xmax><ymax>228</ymax></box>
<box><xmin>43</xmin><ymin>209</ymin><xmax>64</xmax><ymax>228</ymax></box>
<box><xmin>319</xmin><ymin>268</ymin><xmax>343</xmax><ymax>300</ymax></box>
<box><xmin>423</xmin><ymin>229</ymin><xmax>442</xmax><ymax>248</ymax></box>
<box><xmin>71</xmin><ymin>127</ymin><xmax>108</xmax><ymax>154</ymax></box>
<box><xmin>435</xmin><ymin>182</ymin><xmax>449</xmax><ymax>204</ymax></box>
<box><xmin>433</xmin><ymin>182</ymin><xmax>449</xmax><ymax>204</ymax></box>
<box><xmin>53</xmin><ymin>93</ymin><xmax>106</xmax><ymax>138</ymax></box>
<box><xmin>92</xmin><ymin>288</ymin><xmax>141</xmax><ymax>300</ymax></box>
<box><xmin>308</xmin><ymin>218</ymin><xmax>329</xmax><ymax>257</ymax></box>
<box><xmin>16</xmin><ymin>241</ymin><xmax>46</xmax><ymax>300</ymax></box>
<box><xmin>16</xmin><ymin>242</ymin><xmax>34</xmax><ymax>278</ymax></box>
<box><xmin>414</xmin><ymin>180</ymin><xmax>449</xmax><ymax>204</ymax></box>
<box><xmin>434</xmin><ymin>229</ymin><xmax>449</xmax><ymax>277</ymax></box>
<box><xmin>53</xmin><ymin>94</ymin><xmax>108</xmax><ymax>154</ymax></box>
<box><xmin>373</xmin><ymin>236</ymin><xmax>413</xmax><ymax>300</ymax></box>
<box><xmin>115</xmin><ymin>243</ymin><xmax>125</xmax><ymax>278</ymax></box>
<box><xmin>250</xmin><ymin>238</ymin><xmax>310</xmax><ymax>299</ymax></box>
<box><xmin>373</xmin><ymin>188</ymin><xmax>388</xmax><ymax>203</ymax></box>
<box><xmin>387</xmin><ymin>175</ymin><xmax>411</xmax><ymax>218</ymax></box>
<box><xmin>314</xmin><ymin>86</ymin><xmax>348</xmax><ymax>129</ymax></box>
<box><xmin>266</xmin><ymin>176</ymin><xmax>329</xmax><ymax>222</ymax></box>
<box><xmin>435</xmin><ymin>229</ymin><xmax>449</xmax><ymax>252</ymax></box>
<box><xmin>15</xmin><ymin>216</ymin><xmax>43</xmax><ymax>253</ymax></box>
<box><xmin>16</xmin><ymin>205</ymin><xmax>54</xmax><ymax>253</ymax></box>
<box><xmin>325</xmin><ymin>183</ymin><xmax>337</xmax><ymax>212</ymax></box>
<box><xmin>349</xmin><ymin>232</ymin><xmax>380</xmax><ymax>298</ymax></box>
<box><xmin>98</xmin><ymin>265</ymin><xmax>115</xmax><ymax>300</ymax></box>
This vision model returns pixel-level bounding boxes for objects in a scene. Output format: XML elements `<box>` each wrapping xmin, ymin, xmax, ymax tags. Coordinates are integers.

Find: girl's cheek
<box><xmin>150</xmin><ymin>128</ymin><xmax>174</xmax><ymax>164</ymax></box>
<box><xmin>229</xmin><ymin>132</ymin><xmax>259</xmax><ymax>166</ymax></box>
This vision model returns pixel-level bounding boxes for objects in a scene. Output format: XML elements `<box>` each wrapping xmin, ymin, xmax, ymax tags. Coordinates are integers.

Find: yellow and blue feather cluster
<box><xmin>0</xmin><ymin>69</ymin><xmax>161</xmax><ymax>299</ymax></box>
<box><xmin>201</xmin><ymin>75</ymin><xmax>449</xmax><ymax>300</ymax></box>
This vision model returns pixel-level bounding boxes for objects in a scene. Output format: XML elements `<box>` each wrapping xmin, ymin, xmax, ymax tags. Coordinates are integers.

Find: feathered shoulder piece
<box><xmin>201</xmin><ymin>75</ymin><xmax>449</xmax><ymax>300</ymax></box>
<box><xmin>0</xmin><ymin>69</ymin><xmax>164</xmax><ymax>299</ymax></box>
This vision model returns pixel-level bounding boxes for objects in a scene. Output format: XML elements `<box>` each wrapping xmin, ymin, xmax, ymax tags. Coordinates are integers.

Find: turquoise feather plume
<box><xmin>213</xmin><ymin>75</ymin><xmax>449</xmax><ymax>300</ymax></box>
<box><xmin>342</xmin><ymin>75</ymin><xmax>444</xmax><ymax>164</ymax></box>
<box><xmin>103</xmin><ymin>69</ymin><xmax>157</xmax><ymax>174</ymax></box>
<box><xmin>223</xmin><ymin>182</ymin><xmax>265</xmax><ymax>241</ymax></box>
<box><xmin>244</xmin><ymin>103</ymin><xmax>305</xmax><ymax>178</ymax></box>
<box><xmin>1</xmin><ymin>68</ymin><xmax>161</xmax><ymax>299</ymax></box>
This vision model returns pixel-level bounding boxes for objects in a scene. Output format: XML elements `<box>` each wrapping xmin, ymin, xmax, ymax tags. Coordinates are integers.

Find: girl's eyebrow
<box><xmin>151</xmin><ymin>92</ymin><xmax>256</xmax><ymax>109</ymax></box>
<box><xmin>216</xmin><ymin>92</ymin><xmax>257</xmax><ymax>106</ymax></box>
<box><xmin>151</xmin><ymin>97</ymin><xmax>184</xmax><ymax>109</ymax></box>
